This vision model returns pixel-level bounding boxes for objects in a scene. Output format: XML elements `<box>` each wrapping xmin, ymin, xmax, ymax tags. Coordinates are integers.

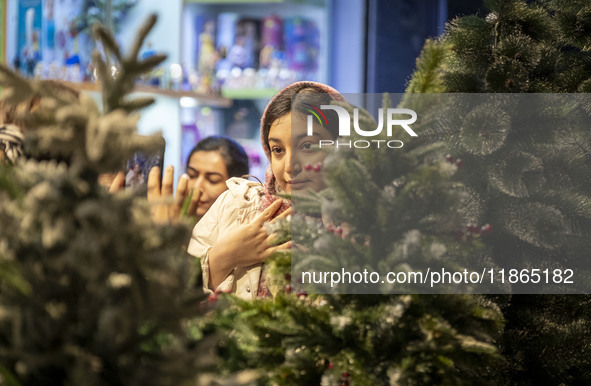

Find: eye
<box><xmin>186</xmin><ymin>170</ymin><xmax>198</xmax><ymax>179</ymax></box>
<box><xmin>208</xmin><ymin>176</ymin><xmax>224</xmax><ymax>184</ymax></box>
<box><xmin>300</xmin><ymin>141</ymin><xmax>314</xmax><ymax>151</ymax></box>
<box><xmin>271</xmin><ymin>147</ymin><xmax>284</xmax><ymax>155</ymax></box>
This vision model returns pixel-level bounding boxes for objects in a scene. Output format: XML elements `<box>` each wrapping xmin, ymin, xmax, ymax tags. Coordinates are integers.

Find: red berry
<box><xmin>285</xmin><ymin>285</ymin><xmax>292</xmax><ymax>294</ymax></box>
<box><xmin>467</xmin><ymin>224</ymin><xmax>480</xmax><ymax>234</ymax></box>
<box><xmin>455</xmin><ymin>158</ymin><xmax>464</xmax><ymax>167</ymax></box>
<box><xmin>327</xmin><ymin>362</ymin><xmax>334</xmax><ymax>369</ymax></box>
<box><xmin>313</xmin><ymin>163</ymin><xmax>322</xmax><ymax>172</ymax></box>
<box><xmin>327</xmin><ymin>225</ymin><xmax>334</xmax><ymax>233</ymax></box>
<box><xmin>304</xmin><ymin>163</ymin><xmax>313</xmax><ymax>171</ymax></box>
<box><xmin>208</xmin><ymin>293</ymin><xmax>218</xmax><ymax>303</ymax></box>
<box><xmin>481</xmin><ymin>224</ymin><xmax>492</xmax><ymax>235</ymax></box>
<box><xmin>342</xmin><ymin>371</ymin><xmax>350</xmax><ymax>377</ymax></box>
<box><xmin>335</xmin><ymin>226</ymin><xmax>343</xmax><ymax>236</ymax></box>
<box><xmin>445</xmin><ymin>154</ymin><xmax>454</xmax><ymax>163</ymax></box>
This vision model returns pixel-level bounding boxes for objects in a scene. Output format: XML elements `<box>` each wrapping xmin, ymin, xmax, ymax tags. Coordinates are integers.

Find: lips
<box><xmin>290</xmin><ymin>179</ymin><xmax>310</xmax><ymax>190</ymax></box>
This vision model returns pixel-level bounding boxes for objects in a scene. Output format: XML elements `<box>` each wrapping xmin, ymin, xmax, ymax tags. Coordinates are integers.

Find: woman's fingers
<box><xmin>161</xmin><ymin>165</ymin><xmax>175</xmax><ymax>197</ymax></box>
<box><xmin>175</xmin><ymin>174</ymin><xmax>189</xmax><ymax>208</ymax></box>
<box><xmin>147</xmin><ymin>166</ymin><xmax>162</xmax><ymax>201</ymax></box>
<box><xmin>262</xmin><ymin>240</ymin><xmax>292</xmax><ymax>259</ymax></box>
<box><xmin>186</xmin><ymin>188</ymin><xmax>202</xmax><ymax>217</ymax></box>
<box><xmin>254</xmin><ymin>199</ymin><xmax>284</xmax><ymax>225</ymax></box>
<box><xmin>271</xmin><ymin>207</ymin><xmax>291</xmax><ymax>223</ymax></box>
<box><xmin>265</xmin><ymin>232</ymin><xmax>278</xmax><ymax>246</ymax></box>
<box><xmin>108</xmin><ymin>172</ymin><xmax>125</xmax><ymax>193</ymax></box>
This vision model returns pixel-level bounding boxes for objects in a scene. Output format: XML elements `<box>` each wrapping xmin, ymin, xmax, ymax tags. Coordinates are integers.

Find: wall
<box><xmin>116</xmin><ymin>0</ymin><xmax>183</xmax><ymax>178</ymax></box>
<box><xmin>0</xmin><ymin>0</ymin><xmax>5</xmax><ymax>63</ymax></box>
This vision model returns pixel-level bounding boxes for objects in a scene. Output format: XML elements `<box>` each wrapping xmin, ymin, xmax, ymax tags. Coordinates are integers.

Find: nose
<box><xmin>190</xmin><ymin>175</ymin><xmax>205</xmax><ymax>196</ymax></box>
<box><xmin>291</xmin><ymin>150</ymin><xmax>302</xmax><ymax>178</ymax></box>
<box><xmin>285</xmin><ymin>148</ymin><xmax>292</xmax><ymax>177</ymax></box>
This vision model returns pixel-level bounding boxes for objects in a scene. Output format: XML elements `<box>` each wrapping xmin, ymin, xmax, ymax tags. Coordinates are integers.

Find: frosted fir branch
<box><xmin>264</xmin><ymin>216</ymin><xmax>291</xmax><ymax>246</ymax></box>
<box><xmin>129</xmin><ymin>14</ymin><xmax>158</xmax><ymax>62</ymax></box>
<box><xmin>92</xmin><ymin>14</ymin><xmax>165</xmax><ymax>114</ymax></box>
<box><xmin>0</xmin><ymin>64</ymin><xmax>35</xmax><ymax>104</ymax></box>
<box><xmin>92</xmin><ymin>25</ymin><xmax>123</xmax><ymax>62</ymax></box>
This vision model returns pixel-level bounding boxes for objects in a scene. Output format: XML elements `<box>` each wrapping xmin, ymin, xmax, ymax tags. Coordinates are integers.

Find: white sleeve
<box><xmin>187</xmin><ymin>189</ymin><xmax>235</xmax><ymax>294</ymax></box>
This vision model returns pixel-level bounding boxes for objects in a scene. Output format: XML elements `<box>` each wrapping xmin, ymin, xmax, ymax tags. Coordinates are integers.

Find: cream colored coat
<box><xmin>187</xmin><ymin>177</ymin><xmax>264</xmax><ymax>300</ymax></box>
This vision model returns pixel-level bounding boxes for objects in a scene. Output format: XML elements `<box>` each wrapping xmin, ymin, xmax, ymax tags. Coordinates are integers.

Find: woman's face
<box><xmin>268</xmin><ymin>112</ymin><xmax>334</xmax><ymax>194</ymax></box>
<box><xmin>186</xmin><ymin>150</ymin><xmax>230</xmax><ymax>218</ymax></box>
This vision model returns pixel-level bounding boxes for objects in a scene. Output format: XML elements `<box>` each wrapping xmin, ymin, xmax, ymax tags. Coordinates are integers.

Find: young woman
<box><xmin>188</xmin><ymin>81</ymin><xmax>345</xmax><ymax>300</ymax></box>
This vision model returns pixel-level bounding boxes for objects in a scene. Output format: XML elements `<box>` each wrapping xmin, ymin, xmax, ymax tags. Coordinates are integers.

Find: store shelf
<box><xmin>186</xmin><ymin>0</ymin><xmax>283</xmax><ymax>3</ymax></box>
<box><xmin>185</xmin><ymin>0</ymin><xmax>325</xmax><ymax>5</ymax></box>
<box><xmin>63</xmin><ymin>81</ymin><xmax>233</xmax><ymax>108</ymax></box>
<box><xmin>221</xmin><ymin>88</ymin><xmax>279</xmax><ymax>100</ymax></box>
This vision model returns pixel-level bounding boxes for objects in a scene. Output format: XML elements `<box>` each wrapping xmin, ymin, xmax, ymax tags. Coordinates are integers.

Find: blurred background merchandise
<box><xmin>1</xmin><ymin>0</ymin><xmax>456</xmax><ymax>183</ymax></box>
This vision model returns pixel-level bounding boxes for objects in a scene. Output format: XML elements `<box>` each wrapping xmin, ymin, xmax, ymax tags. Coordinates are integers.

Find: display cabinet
<box><xmin>179</xmin><ymin>0</ymin><xmax>331</xmax><ymax>180</ymax></box>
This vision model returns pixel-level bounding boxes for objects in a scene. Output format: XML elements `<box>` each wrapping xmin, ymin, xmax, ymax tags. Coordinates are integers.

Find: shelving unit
<box><xmin>179</xmin><ymin>0</ymin><xmax>331</xmax><ymax>181</ymax></box>
<box><xmin>63</xmin><ymin>81</ymin><xmax>232</xmax><ymax>108</ymax></box>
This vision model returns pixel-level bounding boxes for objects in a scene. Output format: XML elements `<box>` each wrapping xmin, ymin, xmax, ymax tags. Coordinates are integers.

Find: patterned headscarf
<box><xmin>259</xmin><ymin>81</ymin><xmax>345</xmax><ymax>217</ymax></box>
<box><xmin>0</xmin><ymin>124</ymin><xmax>25</xmax><ymax>164</ymax></box>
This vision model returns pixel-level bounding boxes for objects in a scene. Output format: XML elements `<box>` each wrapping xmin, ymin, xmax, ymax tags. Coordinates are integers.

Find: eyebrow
<box><xmin>269</xmin><ymin>133</ymin><xmax>322</xmax><ymax>144</ymax></box>
<box><xmin>186</xmin><ymin>166</ymin><xmax>225</xmax><ymax>177</ymax></box>
<box><xmin>295</xmin><ymin>133</ymin><xmax>322</xmax><ymax>141</ymax></box>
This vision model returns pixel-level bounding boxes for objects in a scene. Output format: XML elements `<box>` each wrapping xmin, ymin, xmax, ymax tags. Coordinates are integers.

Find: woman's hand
<box><xmin>147</xmin><ymin>165</ymin><xmax>201</xmax><ymax>224</ymax></box>
<box><xmin>107</xmin><ymin>165</ymin><xmax>201</xmax><ymax>223</ymax></box>
<box><xmin>107</xmin><ymin>172</ymin><xmax>125</xmax><ymax>193</ymax></box>
<box><xmin>207</xmin><ymin>199</ymin><xmax>291</xmax><ymax>289</ymax></box>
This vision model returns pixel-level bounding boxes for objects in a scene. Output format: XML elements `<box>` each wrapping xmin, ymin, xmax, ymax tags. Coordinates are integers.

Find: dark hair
<box><xmin>261</xmin><ymin>82</ymin><xmax>341</xmax><ymax>152</ymax></box>
<box><xmin>187</xmin><ymin>136</ymin><xmax>249</xmax><ymax>177</ymax></box>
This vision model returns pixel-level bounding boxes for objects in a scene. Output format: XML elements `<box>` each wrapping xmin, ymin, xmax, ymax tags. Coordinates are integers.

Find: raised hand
<box><xmin>147</xmin><ymin>165</ymin><xmax>201</xmax><ymax>223</ymax></box>
<box><xmin>207</xmin><ymin>199</ymin><xmax>291</xmax><ymax>289</ymax></box>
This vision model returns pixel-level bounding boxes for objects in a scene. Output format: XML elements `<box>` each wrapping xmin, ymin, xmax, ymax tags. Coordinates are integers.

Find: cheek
<box><xmin>309</xmin><ymin>172</ymin><xmax>327</xmax><ymax>191</ymax></box>
<box><xmin>271</xmin><ymin>161</ymin><xmax>284</xmax><ymax>179</ymax></box>
<box><xmin>306</xmin><ymin>151</ymin><xmax>328</xmax><ymax>163</ymax></box>
<box><xmin>203</xmin><ymin>183</ymin><xmax>228</xmax><ymax>201</ymax></box>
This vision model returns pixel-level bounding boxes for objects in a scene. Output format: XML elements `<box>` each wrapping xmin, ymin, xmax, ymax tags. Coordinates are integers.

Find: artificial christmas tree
<box><xmin>202</xmin><ymin>93</ymin><xmax>505</xmax><ymax>385</ymax></box>
<box><xmin>0</xmin><ymin>16</ymin><xmax>224</xmax><ymax>386</ymax></box>
<box><xmin>407</xmin><ymin>0</ymin><xmax>591</xmax><ymax>383</ymax></box>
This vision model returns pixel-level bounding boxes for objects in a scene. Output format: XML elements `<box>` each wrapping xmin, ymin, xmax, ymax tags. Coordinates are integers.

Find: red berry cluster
<box><xmin>304</xmin><ymin>162</ymin><xmax>323</xmax><ymax>172</ymax></box>
<box><xmin>326</xmin><ymin>224</ymin><xmax>343</xmax><ymax>236</ymax></box>
<box><xmin>445</xmin><ymin>154</ymin><xmax>463</xmax><ymax>167</ymax></box>
<box><xmin>340</xmin><ymin>371</ymin><xmax>350</xmax><ymax>385</ymax></box>
<box><xmin>454</xmin><ymin>223</ymin><xmax>493</xmax><ymax>241</ymax></box>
